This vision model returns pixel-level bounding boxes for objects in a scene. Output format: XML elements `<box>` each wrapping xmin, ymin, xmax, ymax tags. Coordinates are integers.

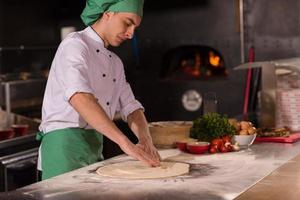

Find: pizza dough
<box><xmin>96</xmin><ymin>161</ymin><xmax>189</xmax><ymax>179</ymax></box>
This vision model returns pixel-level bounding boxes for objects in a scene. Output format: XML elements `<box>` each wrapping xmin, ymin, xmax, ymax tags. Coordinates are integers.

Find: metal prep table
<box><xmin>2</xmin><ymin>141</ymin><xmax>300</xmax><ymax>200</ymax></box>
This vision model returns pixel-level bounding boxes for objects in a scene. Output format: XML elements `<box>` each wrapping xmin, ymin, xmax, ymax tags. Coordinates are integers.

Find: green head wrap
<box><xmin>81</xmin><ymin>0</ymin><xmax>144</xmax><ymax>26</ymax></box>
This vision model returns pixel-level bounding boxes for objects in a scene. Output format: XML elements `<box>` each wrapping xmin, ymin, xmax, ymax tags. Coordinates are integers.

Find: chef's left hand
<box><xmin>137</xmin><ymin>139</ymin><xmax>161</xmax><ymax>165</ymax></box>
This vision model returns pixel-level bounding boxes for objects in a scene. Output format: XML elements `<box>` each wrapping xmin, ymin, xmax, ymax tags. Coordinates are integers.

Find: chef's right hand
<box><xmin>119</xmin><ymin>138</ymin><xmax>160</xmax><ymax>167</ymax></box>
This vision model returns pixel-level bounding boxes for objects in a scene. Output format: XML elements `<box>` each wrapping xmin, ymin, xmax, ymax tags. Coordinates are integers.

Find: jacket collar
<box><xmin>85</xmin><ymin>26</ymin><xmax>112</xmax><ymax>57</ymax></box>
<box><xmin>85</xmin><ymin>26</ymin><xmax>106</xmax><ymax>48</ymax></box>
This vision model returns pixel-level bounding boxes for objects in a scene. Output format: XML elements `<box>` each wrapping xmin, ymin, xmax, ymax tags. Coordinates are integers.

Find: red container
<box><xmin>11</xmin><ymin>124</ymin><xmax>29</xmax><ymax>137</ymax></box>
<box><xmin>176</xmin><ymin>141</ymin><xmax>188</xmax><ymax>152</ymax></box>
<box><xmin>187</xmin><ymin>142</ymin><xmax>210</xmax><ymax>154</ymax></box>
<box><xmin>0</xmin><ymin>128</ymin><xmax>15</xmax><ymax>140</ymax></box>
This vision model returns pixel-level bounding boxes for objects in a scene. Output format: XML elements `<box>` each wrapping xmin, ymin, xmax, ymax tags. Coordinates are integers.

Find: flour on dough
<box><xmin>96</xmin><ymin>161</ymin><xmax>189</xmax><ymax>179</ymax></box>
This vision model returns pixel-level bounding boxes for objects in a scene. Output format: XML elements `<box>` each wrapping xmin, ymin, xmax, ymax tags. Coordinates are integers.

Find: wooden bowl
<box><xmin>149</xmin><ymin>121</ymin><xmax>193</xmax><ymax>148</ymax></box>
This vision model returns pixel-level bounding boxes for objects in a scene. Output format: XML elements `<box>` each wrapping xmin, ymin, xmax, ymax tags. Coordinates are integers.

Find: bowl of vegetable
<box><xmin>231</xmin><ymin>121</ymin><xmax>257</xmax><ymax>148</ymax></box>
<box><xmin>186</xmin><ymin>141</ymin><xmax>210</xmax><ymax>154</ymax></box>
<box><xmin>232</xmin><ymin>134</ymin><xmax>257</xmax><ymax>147</ymax></box>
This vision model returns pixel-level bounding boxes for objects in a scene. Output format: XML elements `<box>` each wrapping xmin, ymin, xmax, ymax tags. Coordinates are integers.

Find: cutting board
<box><xmin>255</xmin><ymin>132</ymin><xmax>300</xmax><ymax>143</ymax></box>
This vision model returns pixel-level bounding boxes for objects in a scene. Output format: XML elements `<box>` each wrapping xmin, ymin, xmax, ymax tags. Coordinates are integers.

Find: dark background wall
<box><xmin>126</xmin><ymin>0</ymin><xmax>244</xmax><ymax>121</ymax></box>
<box><xmin>0</xmin><ymin>2</ymin><xmax>3</xmax><ymax>45</ymax></box>
<box><xmin>1</xmin><ymin>0</ymin><xmax>300</xmax><ymax>121</ymax></box>
<box><xmin>245</xmin><ymin>0</ymin><xmax>300</xmax><ymax>61</ymax></box>
<box><xmin>0</xmin><ymin>0</ymin><xmax>85</xmax><ymax>73</ymax></box>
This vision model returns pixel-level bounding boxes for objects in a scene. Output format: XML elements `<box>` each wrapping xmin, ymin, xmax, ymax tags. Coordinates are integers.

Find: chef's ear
<box><xmin>102</xmin><ymin>11</ymin><xmax>115</xmax><ymax>21</ymax></box>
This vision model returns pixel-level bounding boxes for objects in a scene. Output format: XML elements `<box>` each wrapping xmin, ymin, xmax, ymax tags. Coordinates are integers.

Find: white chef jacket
<box><xmin>37</xmin><ymin>26</ymin><xmax>144</xmax><ymax>170</ymax></box>
<box><xmin>39</xmin><ymin>26</ymin><xmax>144</xmax><ymax>133</ymax></box>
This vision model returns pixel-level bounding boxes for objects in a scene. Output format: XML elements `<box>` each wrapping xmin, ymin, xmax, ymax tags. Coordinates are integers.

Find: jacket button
<box><xmin>96</xmin><ymin>49</ymin><xmax>100</xmax><ymax>53</ymax></box>
<box><xmin>106</xmin><ymin>102</ymin><xmax>110</xmax><ymax>106</ymax></box>
<box><xmin>113</xmin><ymin>78</ymin><xmax>116</xmax><ymax>82</ymax></box>
<box><xmin>109</xmin><ymin>55</ymin><xmax>112</xmax><ymax>58</ymax></box>
<box><xmin>102</xmin><ymin>74</ymin><xmax>106</xmax><ymax>77</ymax></box>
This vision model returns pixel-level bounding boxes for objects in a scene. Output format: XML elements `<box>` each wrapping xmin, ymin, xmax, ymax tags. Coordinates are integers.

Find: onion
<box><xmin>232</xmin><ymin>143</ymin><xmax>240</xmax><ymax>151</ymax></box>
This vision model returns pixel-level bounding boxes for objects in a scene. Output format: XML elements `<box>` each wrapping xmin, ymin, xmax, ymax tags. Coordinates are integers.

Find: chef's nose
<box><xmin>125</xmin><ymin>27</ymin><xmax>135</xmax><ymax>39</ymax></box>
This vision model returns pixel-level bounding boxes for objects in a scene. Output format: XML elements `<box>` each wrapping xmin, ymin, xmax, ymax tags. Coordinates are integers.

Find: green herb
<box><xmin>190</xmin><ymin>113</ymin><xmax>236</xmax><ymax>142</ymax></box>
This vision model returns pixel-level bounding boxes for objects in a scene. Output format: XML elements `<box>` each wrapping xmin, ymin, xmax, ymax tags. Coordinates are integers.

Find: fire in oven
<box><xmin>160</xmin><ymin>45</ymin><xmax>227</xmax><ymax>80</ymax></box>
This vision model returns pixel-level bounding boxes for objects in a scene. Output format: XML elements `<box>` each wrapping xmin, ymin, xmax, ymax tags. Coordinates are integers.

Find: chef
<box><xmin>37</xmin><ymin>0</ymin><xmax>160</xmax><ymax>180</ymax></box>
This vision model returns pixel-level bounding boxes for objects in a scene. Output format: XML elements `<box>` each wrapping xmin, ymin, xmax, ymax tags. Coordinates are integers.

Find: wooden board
<box><xmin>235</xmin><ymin>153</ymin><xmax>300</xmax><ymax>200</ymax></box>
<box><xmin>255</xmin><ymin>132</ymin><xmax>300</xmax><ymax>143</ymax></box>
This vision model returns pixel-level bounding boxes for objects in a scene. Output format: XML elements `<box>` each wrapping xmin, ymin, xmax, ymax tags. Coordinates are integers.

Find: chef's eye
<box><xmin>125</xmin><ymin>20</ymin><xmax>132</xmax><ymax>27</ymax></box>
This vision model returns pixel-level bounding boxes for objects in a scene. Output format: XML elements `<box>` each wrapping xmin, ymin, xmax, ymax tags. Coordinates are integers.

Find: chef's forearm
<box><xmin>69</xmin><ymin>92</ymin><xmax>129</xmax><ymax>146</ymax></box>
<box><xmin>127</xmin><ymin>109</ymin><xmax>152</xmax><ymax>143</ymax></box>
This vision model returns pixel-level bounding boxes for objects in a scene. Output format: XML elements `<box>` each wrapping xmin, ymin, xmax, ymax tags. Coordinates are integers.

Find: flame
<box><xmin>209</xmin><ymin>51</ymin><xmax>220</xmax><ymax>67</ymax></box>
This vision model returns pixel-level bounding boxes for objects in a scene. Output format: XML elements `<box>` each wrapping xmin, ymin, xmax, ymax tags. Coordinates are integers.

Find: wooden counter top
<box><xmin>235</xmin><ymin>153</ymin><xmax>300</xmax><ymax>200</ymax></box>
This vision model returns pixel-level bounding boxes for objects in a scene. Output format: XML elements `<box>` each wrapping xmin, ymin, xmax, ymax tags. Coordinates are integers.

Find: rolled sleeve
<box><xmin>120</xmin><ymin>99</ymin><xmax>144</xmax><ymax>121</ymax></box>
<box><xmin>64</xmin><ymin>85</ymin><xmax>94</xmax><ymax>101</ymax></box>
<box><xmin>119</xmin><ymin>82</ymin><xmax>144</xmax><ymax>121</ymax></box>
<box><xmin>58</xmin><ymin>39</ymin><xmax>95</xmax><ymax>101</ymax></box>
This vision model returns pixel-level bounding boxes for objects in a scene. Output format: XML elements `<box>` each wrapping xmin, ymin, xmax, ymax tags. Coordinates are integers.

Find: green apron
<box><xmin>36</xmin><ymin>128</ymin><xmax>103</xmax><ymax>180</ymax></box>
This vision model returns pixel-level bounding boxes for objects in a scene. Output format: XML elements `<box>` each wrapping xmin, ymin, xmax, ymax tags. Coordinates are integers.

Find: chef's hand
<box><xmin>136</xmin><ymin>140</ymin><xmax>161</xmax><ymax>165</ymax></box>
<box><xmin>119</xmin><ymin>138</ymin><xmax>160</xmax><ymax>167</ymax></box>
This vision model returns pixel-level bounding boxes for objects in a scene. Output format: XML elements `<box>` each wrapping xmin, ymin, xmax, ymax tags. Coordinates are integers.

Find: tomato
<box><xmin>222</xmin><ymin>135</ymin><xmax>231</xmax><ymax>143</ymax></box>
<box><xmin>226</xmin><ymin>145</ymin><xmax>233</xmax><ymax>152</ymax></box>
<box><xmin>220</xmin><ymin>145</ymin><xmax>228</xmax><ymax>153</ymax></box>
<box><xmin>209</xmin><ymin>146</ymin><xmax>218</xmax><ymax>154</ymax></box>
<box><xmin>211</xmin><ymin>138</ymin><xmax>223</xmax><ymax>149</ymax></box>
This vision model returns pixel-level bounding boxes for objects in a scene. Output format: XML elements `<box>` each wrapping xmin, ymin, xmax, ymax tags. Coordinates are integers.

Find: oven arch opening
<box><xmin>160</xmin><ymin>45</ymin><xmax>228</xmax><ymax>80</ymax></box>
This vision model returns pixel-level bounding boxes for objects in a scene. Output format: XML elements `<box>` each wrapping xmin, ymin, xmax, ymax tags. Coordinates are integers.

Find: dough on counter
<box><xmin>96</xmin><ymin>161</ymin><xmax>189</xmax><ymax>179</ymax></box>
